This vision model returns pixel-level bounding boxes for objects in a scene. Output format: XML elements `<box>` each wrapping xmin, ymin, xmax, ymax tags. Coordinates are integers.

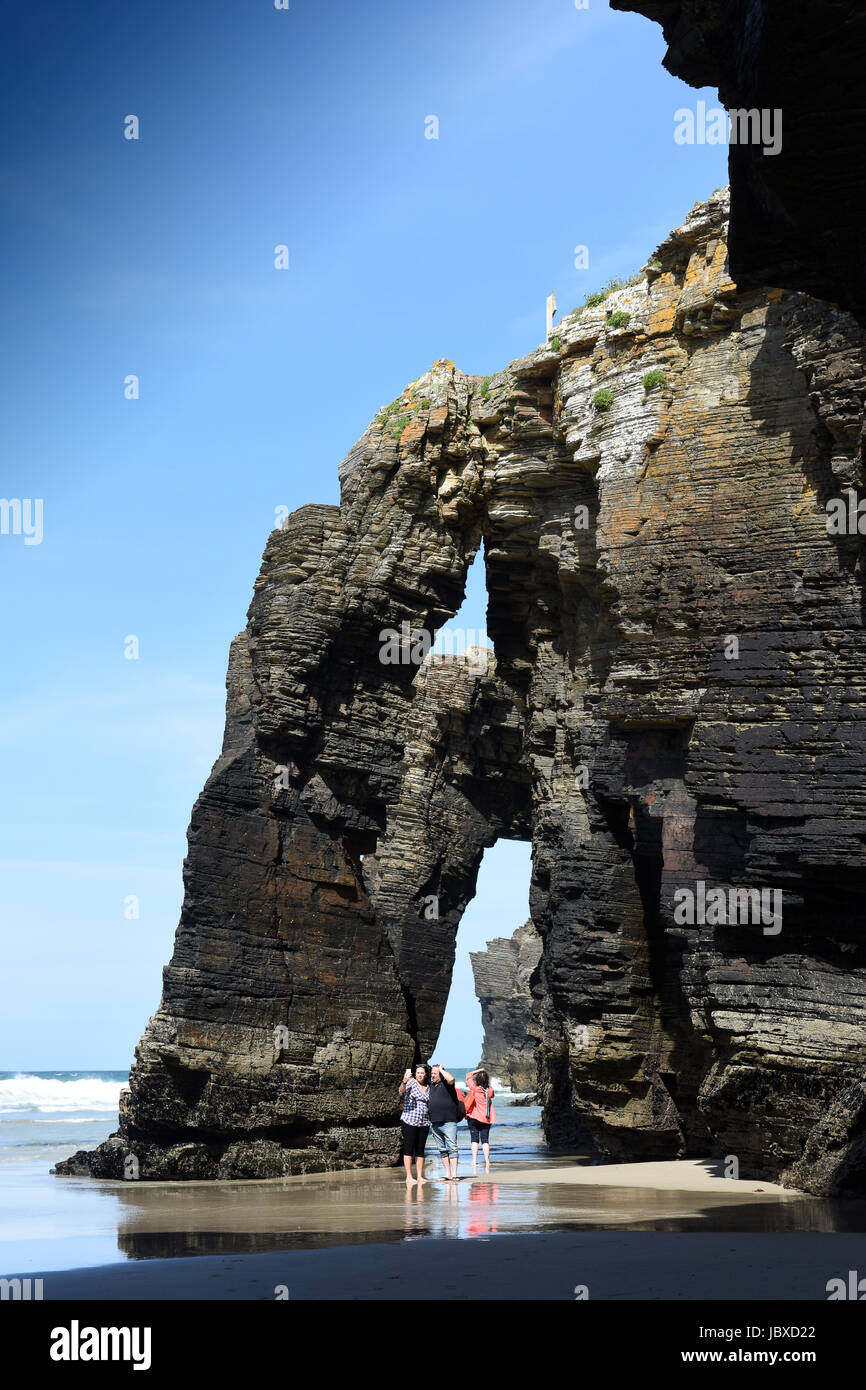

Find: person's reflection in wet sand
<box><xmin>465</xmin><ymin>1182</ymin><xmax>499</xmax><ymax>1237</ymax></box>
<box><xmin>403</xmin><ymin>1182</ymin><xmax>429</xmax><ymax>1204</ymax></box>
<box><xmin>402</xmin><ymin>1178</ymin><xmax>432</xmax><ymax>1240</ymax></box>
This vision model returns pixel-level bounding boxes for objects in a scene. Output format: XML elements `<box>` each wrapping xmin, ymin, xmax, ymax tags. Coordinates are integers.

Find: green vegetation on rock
<box><xmin>576</xmin><ymin>271</ymin><xmax>643</xmax><ymax>316</ymax></box>
<box><xmin>376</xmin><ymin>400</ymin><xmax>405</xmax><ymax>429</ymax></box>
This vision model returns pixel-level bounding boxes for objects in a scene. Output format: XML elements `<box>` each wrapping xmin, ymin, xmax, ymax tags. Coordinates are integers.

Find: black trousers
<box><xmin>401</xmin><ymin>1121</ymin><xmax>429</xmax><ymax>1158</ymax></box>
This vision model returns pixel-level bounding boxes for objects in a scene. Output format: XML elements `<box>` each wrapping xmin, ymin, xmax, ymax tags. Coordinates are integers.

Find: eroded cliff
<box><xmin>57</xmin><ymin>191</ymin><xmax>866</xmax><ymax>1194</ymax></box>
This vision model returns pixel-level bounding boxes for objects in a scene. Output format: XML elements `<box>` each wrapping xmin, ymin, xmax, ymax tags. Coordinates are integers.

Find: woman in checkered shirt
<box><xmin>399</xmin><ymin>1064</ymin><xmax>431</xmax><ymax>1186</ymax></box>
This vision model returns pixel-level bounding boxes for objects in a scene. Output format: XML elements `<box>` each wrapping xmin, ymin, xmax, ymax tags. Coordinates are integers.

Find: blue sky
<box><xmin>0</xmin><ymin>0</ymin><xmax>727</xmax><ymax>1069</ymax></box>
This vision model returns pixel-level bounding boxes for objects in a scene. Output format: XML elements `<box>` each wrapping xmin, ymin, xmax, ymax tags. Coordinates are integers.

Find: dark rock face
<box><xmin>470</xmin><ymin>922</ymin><xmax>543</xmax><ymax>1091</ymax></box>
<box><xmin>610</xmin><ymin>1</ymin><xmax>866</xmax><ymax>325</ymax></box>
<box><xmin>783</xmin><ymin>1078</ymin><xmax>866</xmax><ymax>1198</ymax></box>
<box><xmin>57</xmin><ymin>192</ymin><xmax>866</xmax><ymax>1194</ymax></box>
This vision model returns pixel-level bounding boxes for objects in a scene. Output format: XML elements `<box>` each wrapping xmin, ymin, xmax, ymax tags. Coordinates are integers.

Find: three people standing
<box><xmin>399</xmin><ymin>1062</ymin><xmax>496</xmax><ymax>1182</ymax></box>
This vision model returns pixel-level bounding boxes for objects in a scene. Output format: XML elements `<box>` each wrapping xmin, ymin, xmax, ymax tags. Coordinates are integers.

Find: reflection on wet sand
<box><xmin>103</xmin><ymin>1164</ymin><xmax>866</xmax><ymax>1262</ymax></box>
<box><xmin>465</xmin><ymin>1181</ymin><xmax>499</xmax><ymax>1238</ymax></box>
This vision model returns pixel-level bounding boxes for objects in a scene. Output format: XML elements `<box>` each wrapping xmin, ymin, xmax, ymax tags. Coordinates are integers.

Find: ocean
<box><xmin>0</xmin><ymin>1072</ymin><xmax>127</xmax><ymax>1165</ymax></box>
<box><xmin>0</xmin><ymin>1072</ymin><xmax>129</xmax><ymax>1274</ymax></box>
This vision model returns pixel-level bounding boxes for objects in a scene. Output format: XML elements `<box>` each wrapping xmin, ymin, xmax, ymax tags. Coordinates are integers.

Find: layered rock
<box><xmin>58</xmin><ymin>365</ymin><xmax>531</xmax><ymax>1181</ymax></box>
<box><xmin>471</xmin><ymin>921</ymin><xmax>543</xmax><ymax>1091</ymax></box>
<box><xmin>57</xmin><ymin>190</ymin><xmax>866</xmax><ymax>1193</ymax></box>
<box><xmin>610</xmin><ymin>1</ymin><xmax>866</xmax><ymax>325</ymax></box>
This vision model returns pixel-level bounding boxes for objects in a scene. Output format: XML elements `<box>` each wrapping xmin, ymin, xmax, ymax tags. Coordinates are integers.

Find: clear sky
<box><xmin>0</xmin><ymin>0</ymin><xmax>727</xmax><ymax>1069</ymax></box>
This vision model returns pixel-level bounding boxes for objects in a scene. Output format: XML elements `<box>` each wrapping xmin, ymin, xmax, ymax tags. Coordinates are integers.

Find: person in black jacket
<box><xmin>427</xmin><ymin>1063</ymin><xmax>463</xmax><ymax>1181</ymax></box>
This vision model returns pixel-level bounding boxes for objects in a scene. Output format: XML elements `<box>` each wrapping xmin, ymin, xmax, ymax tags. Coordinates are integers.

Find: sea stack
<box><xmin>471</xmin><ymin>922</ymin><xmax>542</xmax><ymax>1092</ymax></box>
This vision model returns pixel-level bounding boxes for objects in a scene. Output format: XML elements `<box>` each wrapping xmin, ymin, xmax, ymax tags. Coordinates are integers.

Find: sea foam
<box><xmin>0</xmin><ymin>1074</ymin><xmax>124</xmax><ymax>1114</ymax></box>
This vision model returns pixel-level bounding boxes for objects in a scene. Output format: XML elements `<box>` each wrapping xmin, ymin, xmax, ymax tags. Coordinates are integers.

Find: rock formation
<box><xmin>471</xmin><ymin>921</ymin><xmax>543</xmax><ymax>1091</ymax></box>
<box><xmin>57</xmin><ymin>190</ymin><xmax>866</xmax><ymax>1194</ymax></box>
<box><xmin>610</xmin><ymin>1</ymin><xmax>866</xmax><ymax>326</ymax></box>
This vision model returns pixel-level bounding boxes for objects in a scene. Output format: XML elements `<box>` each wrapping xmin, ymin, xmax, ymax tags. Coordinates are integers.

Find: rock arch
<box><xmin>58</xmin><ymin>193</ymin><xmax>866</xmax><ymax>1193</ymax></box>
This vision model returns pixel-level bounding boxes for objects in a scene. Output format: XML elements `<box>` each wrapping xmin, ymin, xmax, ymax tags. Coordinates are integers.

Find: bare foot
<box><xmin>406</xmin><ymin>1176</ymin><xmax>417</xmax><ymax>1186</ymax></box>
<box><xmin>417</xmin><ymin>1176</ymin><xmax>428</xmax><ymax>1184</ymax></box>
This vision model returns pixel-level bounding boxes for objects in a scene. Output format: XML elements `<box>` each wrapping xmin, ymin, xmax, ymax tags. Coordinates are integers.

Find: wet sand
<box><xmin>28</xmin><ymin>1230</ymin><xmax>866</xmax><ymax>1301</ymax></box>
<box><xmin>12</xmin><ymin>1156</ymin><xmax>866</xmax><ymax>1298</ymax></box>
<box><xmin>26</xmin><ymin>1157</ymin><xmax>812</xmax><ymax>1263</ymax></box>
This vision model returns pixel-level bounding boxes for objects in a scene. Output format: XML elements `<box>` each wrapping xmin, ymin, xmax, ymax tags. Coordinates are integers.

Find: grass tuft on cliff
<box><xmin>569</xmin><ymin>271</ymin><xmax>643</xmax><ymax>317</ymax></box>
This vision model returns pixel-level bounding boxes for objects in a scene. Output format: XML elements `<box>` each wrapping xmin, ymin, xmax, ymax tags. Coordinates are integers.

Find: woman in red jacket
<box><xmin>463</xmin><ymin>1068</ymin><xmax>497</xmax><ymax>1174</ymax></box>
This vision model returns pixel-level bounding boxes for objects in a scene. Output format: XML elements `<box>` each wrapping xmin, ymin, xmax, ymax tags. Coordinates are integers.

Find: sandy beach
<box><xmin>11</xmin><ymin>1156</ymin><xmax>866</xmax><ymax>1300</ymax></box>
<box><xmin>5</xmin><ymin>1088</ymin><xmax>866</xmax><ymax>1304</ymax></box>
<box><xmin>488</xmin><ymin>1158</ymin><xmax>795</xmax><ymax>1194</ymax></box>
